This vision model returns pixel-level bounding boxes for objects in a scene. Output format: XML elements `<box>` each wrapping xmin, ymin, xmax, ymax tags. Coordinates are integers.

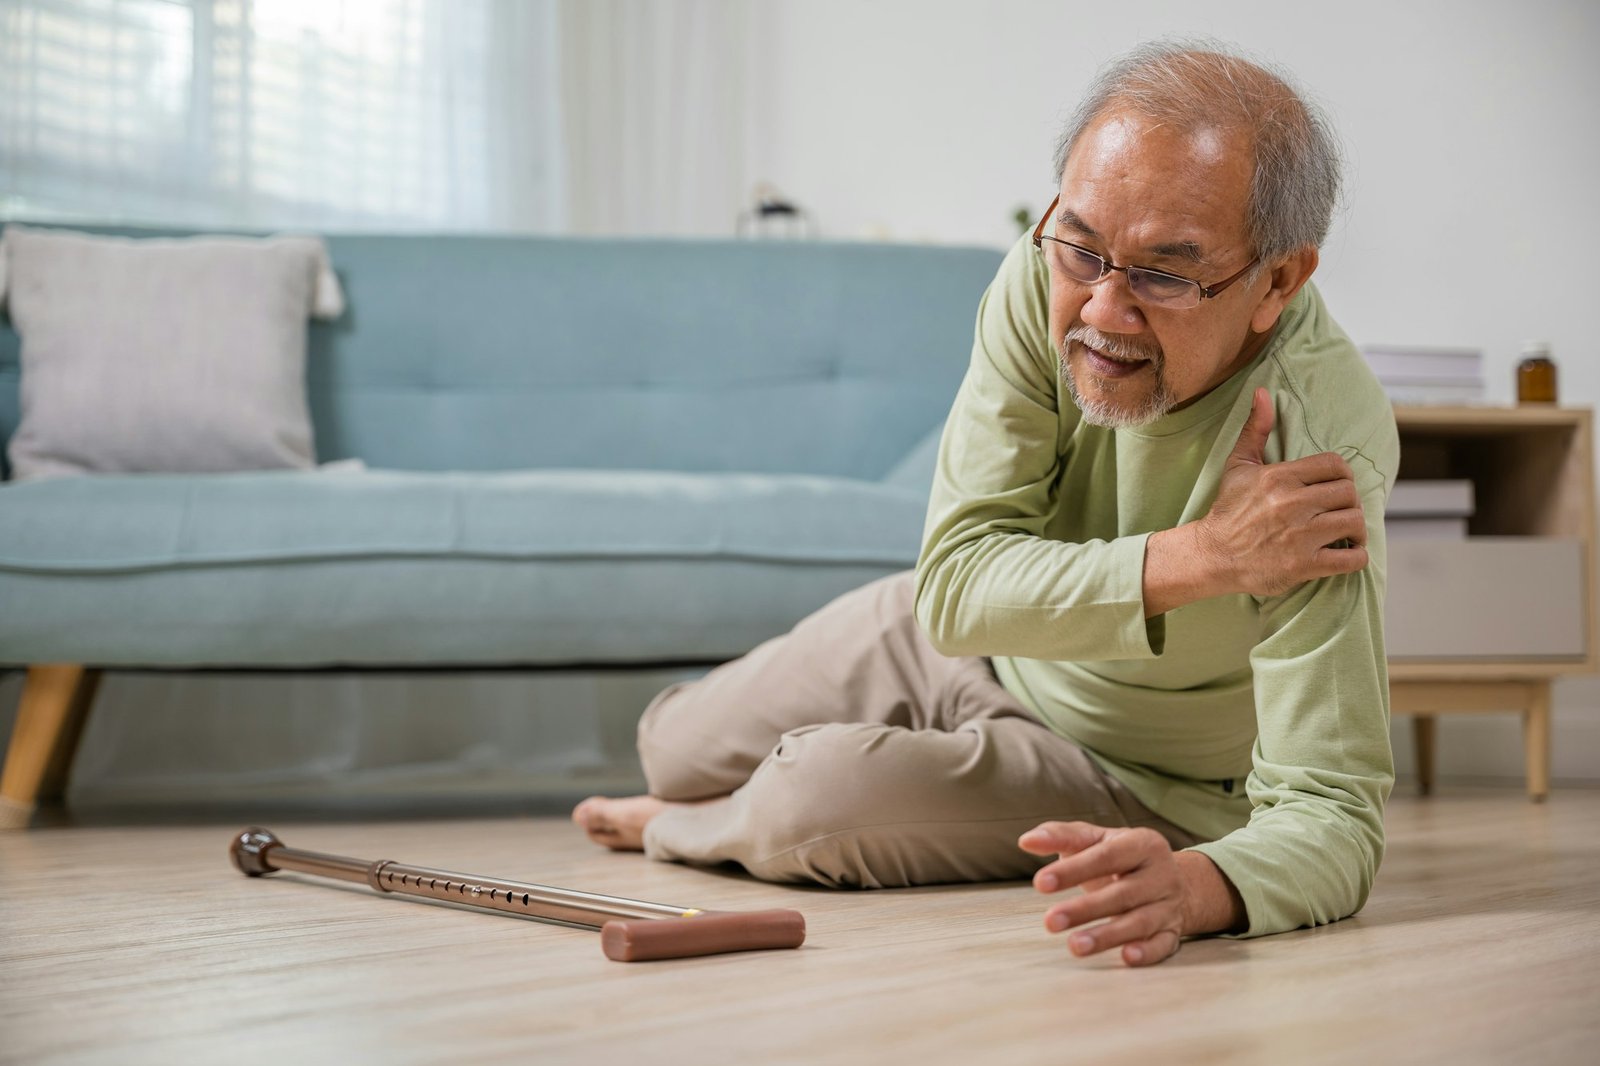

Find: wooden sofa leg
<box><xmin>1411</xmin><ymin>715</ymin><xmax>1437</xmax><ymax>796</ymax></box>
<box><xmin>0</xmin><ymin>665</ymin><xmax>103</xmax><ymax>829</ymax></box>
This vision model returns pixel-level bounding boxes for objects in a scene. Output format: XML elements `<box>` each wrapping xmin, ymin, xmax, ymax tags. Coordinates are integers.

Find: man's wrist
<box><xmin>1144</xmin><ymin>524</ymin><xmax>1232</xmax><ymax>618</ymax></box>
<box><xmin>1175</xmin><ymin>849</ymin><xmax>1247</xmax><ymax>937</ymax></box>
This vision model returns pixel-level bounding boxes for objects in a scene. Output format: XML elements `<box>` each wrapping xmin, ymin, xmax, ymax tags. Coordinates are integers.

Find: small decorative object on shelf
<box><xmin>736</xmin><ymin>183</ymin><xmax>816</xmax><ymax>239</ymax></box>
<box><xmin>1517</xmin><ymin>341</ymin><xmax>1558</xmax><ymax>404</ymax></box>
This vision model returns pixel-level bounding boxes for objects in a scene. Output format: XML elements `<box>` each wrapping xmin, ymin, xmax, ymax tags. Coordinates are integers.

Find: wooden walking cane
<box><xmin>230</xmin><ymin>827</ymin><xmax>806</xmax><ymax>962</ymax></box>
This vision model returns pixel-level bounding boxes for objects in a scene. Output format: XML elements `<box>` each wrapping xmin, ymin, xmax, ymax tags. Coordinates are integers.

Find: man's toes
<box><xmin>571</xmin><ymin>795</ymin><xmax>660</xmax><ymax>851</ymax></box>
<box><xmin>572</xmin><ymin>796</ymin><xmax>607</xmax><ymax>828</ymax></box>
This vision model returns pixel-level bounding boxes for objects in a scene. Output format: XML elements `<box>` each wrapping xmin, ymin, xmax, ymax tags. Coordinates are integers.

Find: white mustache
<box><xmin>1064</xmin><ymin>325</ymin><xmax>1162</xmax><ymax>365</ymax></box>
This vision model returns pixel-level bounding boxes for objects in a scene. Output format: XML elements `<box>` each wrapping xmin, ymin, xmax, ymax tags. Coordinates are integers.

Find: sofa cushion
<box><xmin>2</xmin><ymin>231</ymin><xmax>1004</xmax><ymax>483</ymax></box>
<box><xmin>0</xmin><ymin>470</ymin><xmax>929</xmax><ymax>666</ymax></box>
<box><xmin>0</xmin><ymin>224</ymin><xmax>343</xmax><ymax>481</ymax></box>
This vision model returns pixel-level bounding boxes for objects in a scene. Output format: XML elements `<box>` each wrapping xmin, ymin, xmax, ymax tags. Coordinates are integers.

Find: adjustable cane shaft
<box><xmin>230</xmin><ymin>827</ymin><xmax>805</xmax><ymax>962</ymax></box>
<box><xmin>369</xmin><ymin>859</ymin><xmax>698</xmax><ymax>927</ymax></box>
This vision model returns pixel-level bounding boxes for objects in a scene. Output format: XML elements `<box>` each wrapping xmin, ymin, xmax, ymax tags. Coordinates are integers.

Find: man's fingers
<box><xmin>1031</xmin><ymin>828</ymin><xmax>1162</xmax><ymax>892</ymax></box>
<box><xmin>1034</xmin><ymin>847</ymin><xmax>1124</xmax><ymax>893</ymax></box>
<box><xmin>1311</xmin><ymin>543</ymin><xmax>1370</xmax><ymax>576</ymax></box>
<box><xmin>1027</xmin><ymin>829</ymin><xmax>1184</xmax><ymax>966</ymax></box>
<box><xmin>1064</xmin><ymin>903</ymin><xmax>1175</xmax><ymax>959</ymax></box>
<box><xmin>1309</xmin><ymin>506</ymin><xmax>1369</xmax><ymax>546</ymax></box>
<box><xmin>1018</xmin><ymin>821</ymin><xmax>1104</xmax><ymax>856</ymax></box>
<box><xmin>1122</xmin><ymin>928</ymin><xmax>1182</xmax><ymax>967</ymax></box>
<box><xmin>1282</xmin><ymin>450</ymin><xmax>1354</xmax><ymax>486</ymax></box>
<box><xmin>1225</xmin><ymin>387</ymin><xmax>1274</xmax><ymax>466</ymax></box>
<box><xmin>1301</xmin><ymin>479</ymin><xmax>1363</xmax><ymax>515</ymax></box>
<box><xmin>1042</xmin><ymin>876</ymin><xmax>1151</xmax><ymax>931</ymax></box>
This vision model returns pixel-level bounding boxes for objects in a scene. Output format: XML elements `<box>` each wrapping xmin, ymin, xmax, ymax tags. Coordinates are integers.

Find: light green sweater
<box><xmin>914</xmin><ymin>236</ymin><xmax>1399</xmax><ymax>937</ymax></box>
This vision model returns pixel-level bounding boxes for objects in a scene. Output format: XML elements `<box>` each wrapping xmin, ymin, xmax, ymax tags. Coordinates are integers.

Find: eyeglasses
<box><xmin>1031</xmin><ymin>195</ymin><xmax>1258</xmax><ymax>310</ymax></box>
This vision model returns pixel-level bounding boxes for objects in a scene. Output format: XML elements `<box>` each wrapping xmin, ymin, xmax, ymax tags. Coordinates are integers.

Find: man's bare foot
<box><xmin>572</xmin><ymin>794</ymin><xmax>670</xmax><ymax>851</ymax></box>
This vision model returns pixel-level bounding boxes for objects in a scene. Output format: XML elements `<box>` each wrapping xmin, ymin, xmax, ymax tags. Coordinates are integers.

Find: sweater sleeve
<box><xmin>1186</xmin><ymin>471</ymin><xmax>1395</xmax><ymax>937</ymax></box>
<box><xmin>913</xmin><ymin>236</ymin><xmax>1164</xmax><ymax>663</ymax></box>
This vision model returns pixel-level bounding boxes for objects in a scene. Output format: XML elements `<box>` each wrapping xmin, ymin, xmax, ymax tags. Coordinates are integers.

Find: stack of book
<box><xmin>1360</xmin><ymin>345</ymin><xmax>1484</xmax><ymax>405</ymax></box>
<box><xmin>1386</xmin><ymin>479</ymin><xmax>1475</xmax><ymax>540</ymax></box>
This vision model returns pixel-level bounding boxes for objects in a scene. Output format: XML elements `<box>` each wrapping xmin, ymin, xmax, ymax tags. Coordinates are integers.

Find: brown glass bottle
<box><xmin>1517</xmin><ymin>342</ymin><xmax>1557</xmax><ymax>404</ymax></box>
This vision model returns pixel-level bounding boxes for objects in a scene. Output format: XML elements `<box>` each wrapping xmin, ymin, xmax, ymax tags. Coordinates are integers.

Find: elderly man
<box><xmin>574</xmin><ymin>41</ymin><xmax>1396</xmax><ymax>967</ymax></box>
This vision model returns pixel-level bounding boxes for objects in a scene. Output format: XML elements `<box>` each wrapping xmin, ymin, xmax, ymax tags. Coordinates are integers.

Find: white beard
<box><xmin>1059</xmin><ymin>326</ymin><xmax>1176</xmax><ymax>429</ymax></box>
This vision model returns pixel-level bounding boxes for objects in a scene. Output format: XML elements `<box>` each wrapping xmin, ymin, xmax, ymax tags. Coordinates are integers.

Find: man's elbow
<box><xmin>912</xmin><ymin>560</ymin><xmax>974</xmax><ymax>656</ymax></box>
<box><xmin>1348</xmin><ymin>820</ymin><xmax>1387</xmax><ymax>916</ymax></box>
<box><xmin>1318</xmin><ymin>810</ymin><xmax>1387</xmax><ymax>925</ymax></box>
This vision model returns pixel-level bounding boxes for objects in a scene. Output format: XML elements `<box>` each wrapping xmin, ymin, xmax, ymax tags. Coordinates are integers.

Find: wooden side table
<box><xmin>1387</xmin><ymin>406</ymin><xmax>1597</xmax><ymax>801</ymax></box>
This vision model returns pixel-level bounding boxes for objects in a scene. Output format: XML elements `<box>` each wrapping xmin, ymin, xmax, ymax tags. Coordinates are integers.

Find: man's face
<box><xmin>1049</xmin><ymin>108</ymin><xmax>1272</xmax><ymax>428</ymax></box>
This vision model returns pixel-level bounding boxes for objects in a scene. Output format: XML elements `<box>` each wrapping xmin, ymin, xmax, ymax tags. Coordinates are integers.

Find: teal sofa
<box><xmin>0</xmin><ymin>227</ymin><xmax>1003</xmax><ymax>822</ymax></box>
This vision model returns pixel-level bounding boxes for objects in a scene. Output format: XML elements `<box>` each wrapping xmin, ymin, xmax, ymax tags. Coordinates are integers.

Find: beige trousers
<box><xmin>639</xmin><ymin>571</ymin><xmax>1201</xmax><ymax>887</ymax></box>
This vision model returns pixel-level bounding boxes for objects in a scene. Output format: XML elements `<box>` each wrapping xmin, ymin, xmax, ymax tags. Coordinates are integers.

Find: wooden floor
<box><xmin>3</xmin><ymin>785</ymin><xmax>1598</xmax><ymax>1066</ymax></box>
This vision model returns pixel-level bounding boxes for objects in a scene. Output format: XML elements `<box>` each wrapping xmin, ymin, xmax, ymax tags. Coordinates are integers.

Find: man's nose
<box><xmin>1078</xmin><ymin>272</ymin><xmax>1146</xmax><ymax>335</ymax></box>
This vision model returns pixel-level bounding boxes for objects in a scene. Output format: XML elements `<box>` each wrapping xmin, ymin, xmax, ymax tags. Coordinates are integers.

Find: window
<box><xmin>0</xmin><ymin>0</ymin><xmax>563</xmax><ymax>231</ymax></box>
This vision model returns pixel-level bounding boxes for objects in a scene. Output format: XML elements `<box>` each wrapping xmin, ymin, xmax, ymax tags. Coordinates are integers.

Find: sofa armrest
<box><xmin>880</xmin><ymin>422</ymin><xmax>945</xmax><ymax>496</ymax></box>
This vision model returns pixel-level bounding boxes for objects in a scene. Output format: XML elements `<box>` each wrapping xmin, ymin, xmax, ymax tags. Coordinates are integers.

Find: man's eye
<box><xmin>1132</xmin><ymin>270</ymin><xmax>1194</xmax><ymax>298</ymax></box>
<box><xmin>1063</xmin><ymin>245</ymin><xmax>1104</xmax><ymax>273</ymax></box>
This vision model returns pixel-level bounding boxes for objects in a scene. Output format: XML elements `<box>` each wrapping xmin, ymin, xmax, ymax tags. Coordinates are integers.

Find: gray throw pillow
<box><xmin>0</xmin><ymin>224</ymin><xmax>344</xmax><ymax>480</ymax></box>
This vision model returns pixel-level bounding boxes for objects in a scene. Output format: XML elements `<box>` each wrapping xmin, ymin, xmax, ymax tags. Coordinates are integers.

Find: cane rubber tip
<box><xmin>0</xmin><ymin>796</ymin><xmax>34</xmax><ymax>831</ymax></box>
<box><xmin>230</xmin><ymin>827</ymin><xmax>283</xmax><ymax>876</ymax></box>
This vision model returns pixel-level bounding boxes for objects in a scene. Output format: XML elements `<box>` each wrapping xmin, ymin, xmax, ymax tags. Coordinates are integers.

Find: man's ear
<box><xmin>1250</xmin><ymin>246</ymin><xmax>1319</xmax><ymax>334</ymax></box>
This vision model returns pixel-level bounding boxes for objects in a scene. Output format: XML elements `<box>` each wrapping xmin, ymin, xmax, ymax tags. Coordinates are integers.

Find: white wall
<box><xmin>744</xmin><ymin>0</ymin><xmax>1599</xmax><ymax>402</ymax></box>
<box><xmin>741</xmin><ymin>0</ymin><xmax>1600</xmax><ymax>782</ymax></box>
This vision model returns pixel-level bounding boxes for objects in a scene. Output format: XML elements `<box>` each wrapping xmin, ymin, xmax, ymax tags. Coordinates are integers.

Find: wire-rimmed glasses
<box><xmin>1031</xmin><ymin>195</ymin><xmax>1258</xmax><ymax>310</ymax></box>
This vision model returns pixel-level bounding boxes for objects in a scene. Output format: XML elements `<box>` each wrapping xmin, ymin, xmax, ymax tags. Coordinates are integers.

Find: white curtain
<box><xmin>557</xmin><ymin>0</ymin><xmax>754</xmax><ymax>237</ymax></box>
<box><xmin>0</xmin><ymin>0</ymin><xmax>759</xmax><ymax>235</ymax></box>
<box><xmin>0</xmin><ymin>0</ymin><xmax>564</xmax><ymax>231</ymax></box>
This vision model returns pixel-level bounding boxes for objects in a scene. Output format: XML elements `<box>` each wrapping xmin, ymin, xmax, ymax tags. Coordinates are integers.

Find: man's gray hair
<box><xmin>1052</xmin><ymin>40</ymin><xmax>1343</xmax><ymax>264</ymax></box>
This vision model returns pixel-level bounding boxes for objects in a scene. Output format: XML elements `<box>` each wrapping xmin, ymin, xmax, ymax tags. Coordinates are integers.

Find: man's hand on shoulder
<box><xmin>1145</xmin><ymin>387</ymin><xmax>1370</xmax><ymax>616</ymax></box>
<box><xmin>1019</xmin><ymin>822</ymin><xmax>1246</xmax><ymax>967</ymax></box>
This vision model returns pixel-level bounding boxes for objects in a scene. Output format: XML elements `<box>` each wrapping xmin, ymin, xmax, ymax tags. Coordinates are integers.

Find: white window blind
<box><xmin>0</xmin><ymin>0</ymin><xmax>564</xmax><ymax>231</ymax></box>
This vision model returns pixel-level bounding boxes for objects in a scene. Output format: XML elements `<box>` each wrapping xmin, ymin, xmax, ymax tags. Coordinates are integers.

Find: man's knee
<box><xmin>636</xmin><ymin>680</ymin><xmax>724</xmax><ymax>800</ymax></box>
<box><xmin>733</xmin><ymin>723</ymin><xmax>918</xmax><ymax>887</ymax></box>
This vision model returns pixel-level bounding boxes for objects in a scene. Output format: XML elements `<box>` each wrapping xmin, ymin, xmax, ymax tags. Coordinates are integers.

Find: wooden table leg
<box><xmin>1524</xmin><ymin>682</ymin><xmax>1552</xmax><ymax>803</ymax></box>
<box><xmin>0</xmin><ymin>665</ymin><xmax>102</xmax><ymax>829</ymax></box>
<box><xmin>1391</xmin><ymin>680</ymin><xmax>1549</xmax><ymax>802</ymax></box>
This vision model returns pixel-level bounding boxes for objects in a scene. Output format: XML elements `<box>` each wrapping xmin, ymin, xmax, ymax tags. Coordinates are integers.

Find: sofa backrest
<box><xmin>0</xmin><ymin>225</ymin><xmax>1003</xmax><ymax>480</ymax></box>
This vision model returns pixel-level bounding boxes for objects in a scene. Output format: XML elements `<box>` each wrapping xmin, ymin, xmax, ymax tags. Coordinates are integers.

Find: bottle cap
<box><xmin>1520</xmin><ymin>340</ymin><xmax>1552</xmax><ymax>360</ymax></box>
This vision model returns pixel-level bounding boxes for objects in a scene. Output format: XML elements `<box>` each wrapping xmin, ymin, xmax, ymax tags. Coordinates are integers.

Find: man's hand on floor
<box><xmin>1019</xmin><ymin>822</ymin><xmax>1245</xmax><ymax>967</ymax></box>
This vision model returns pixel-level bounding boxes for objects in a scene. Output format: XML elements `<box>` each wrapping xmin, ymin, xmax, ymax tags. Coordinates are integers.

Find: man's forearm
<box><xmin>1177</xmin><ymin>850</ymin><xmax>1247</xmax><ymax>936</ymax></box>
<box><xmin>1143</xmin><ymin>524</ymin><xmax>1228</xmax><ymax>619</ymax></box>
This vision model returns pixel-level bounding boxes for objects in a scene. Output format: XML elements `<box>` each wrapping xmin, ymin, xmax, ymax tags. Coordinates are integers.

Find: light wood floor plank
<box><xmin>2</xmin><ymin>786</ymin><xmax>1598</xmax><ymax>1065</ymax></box>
